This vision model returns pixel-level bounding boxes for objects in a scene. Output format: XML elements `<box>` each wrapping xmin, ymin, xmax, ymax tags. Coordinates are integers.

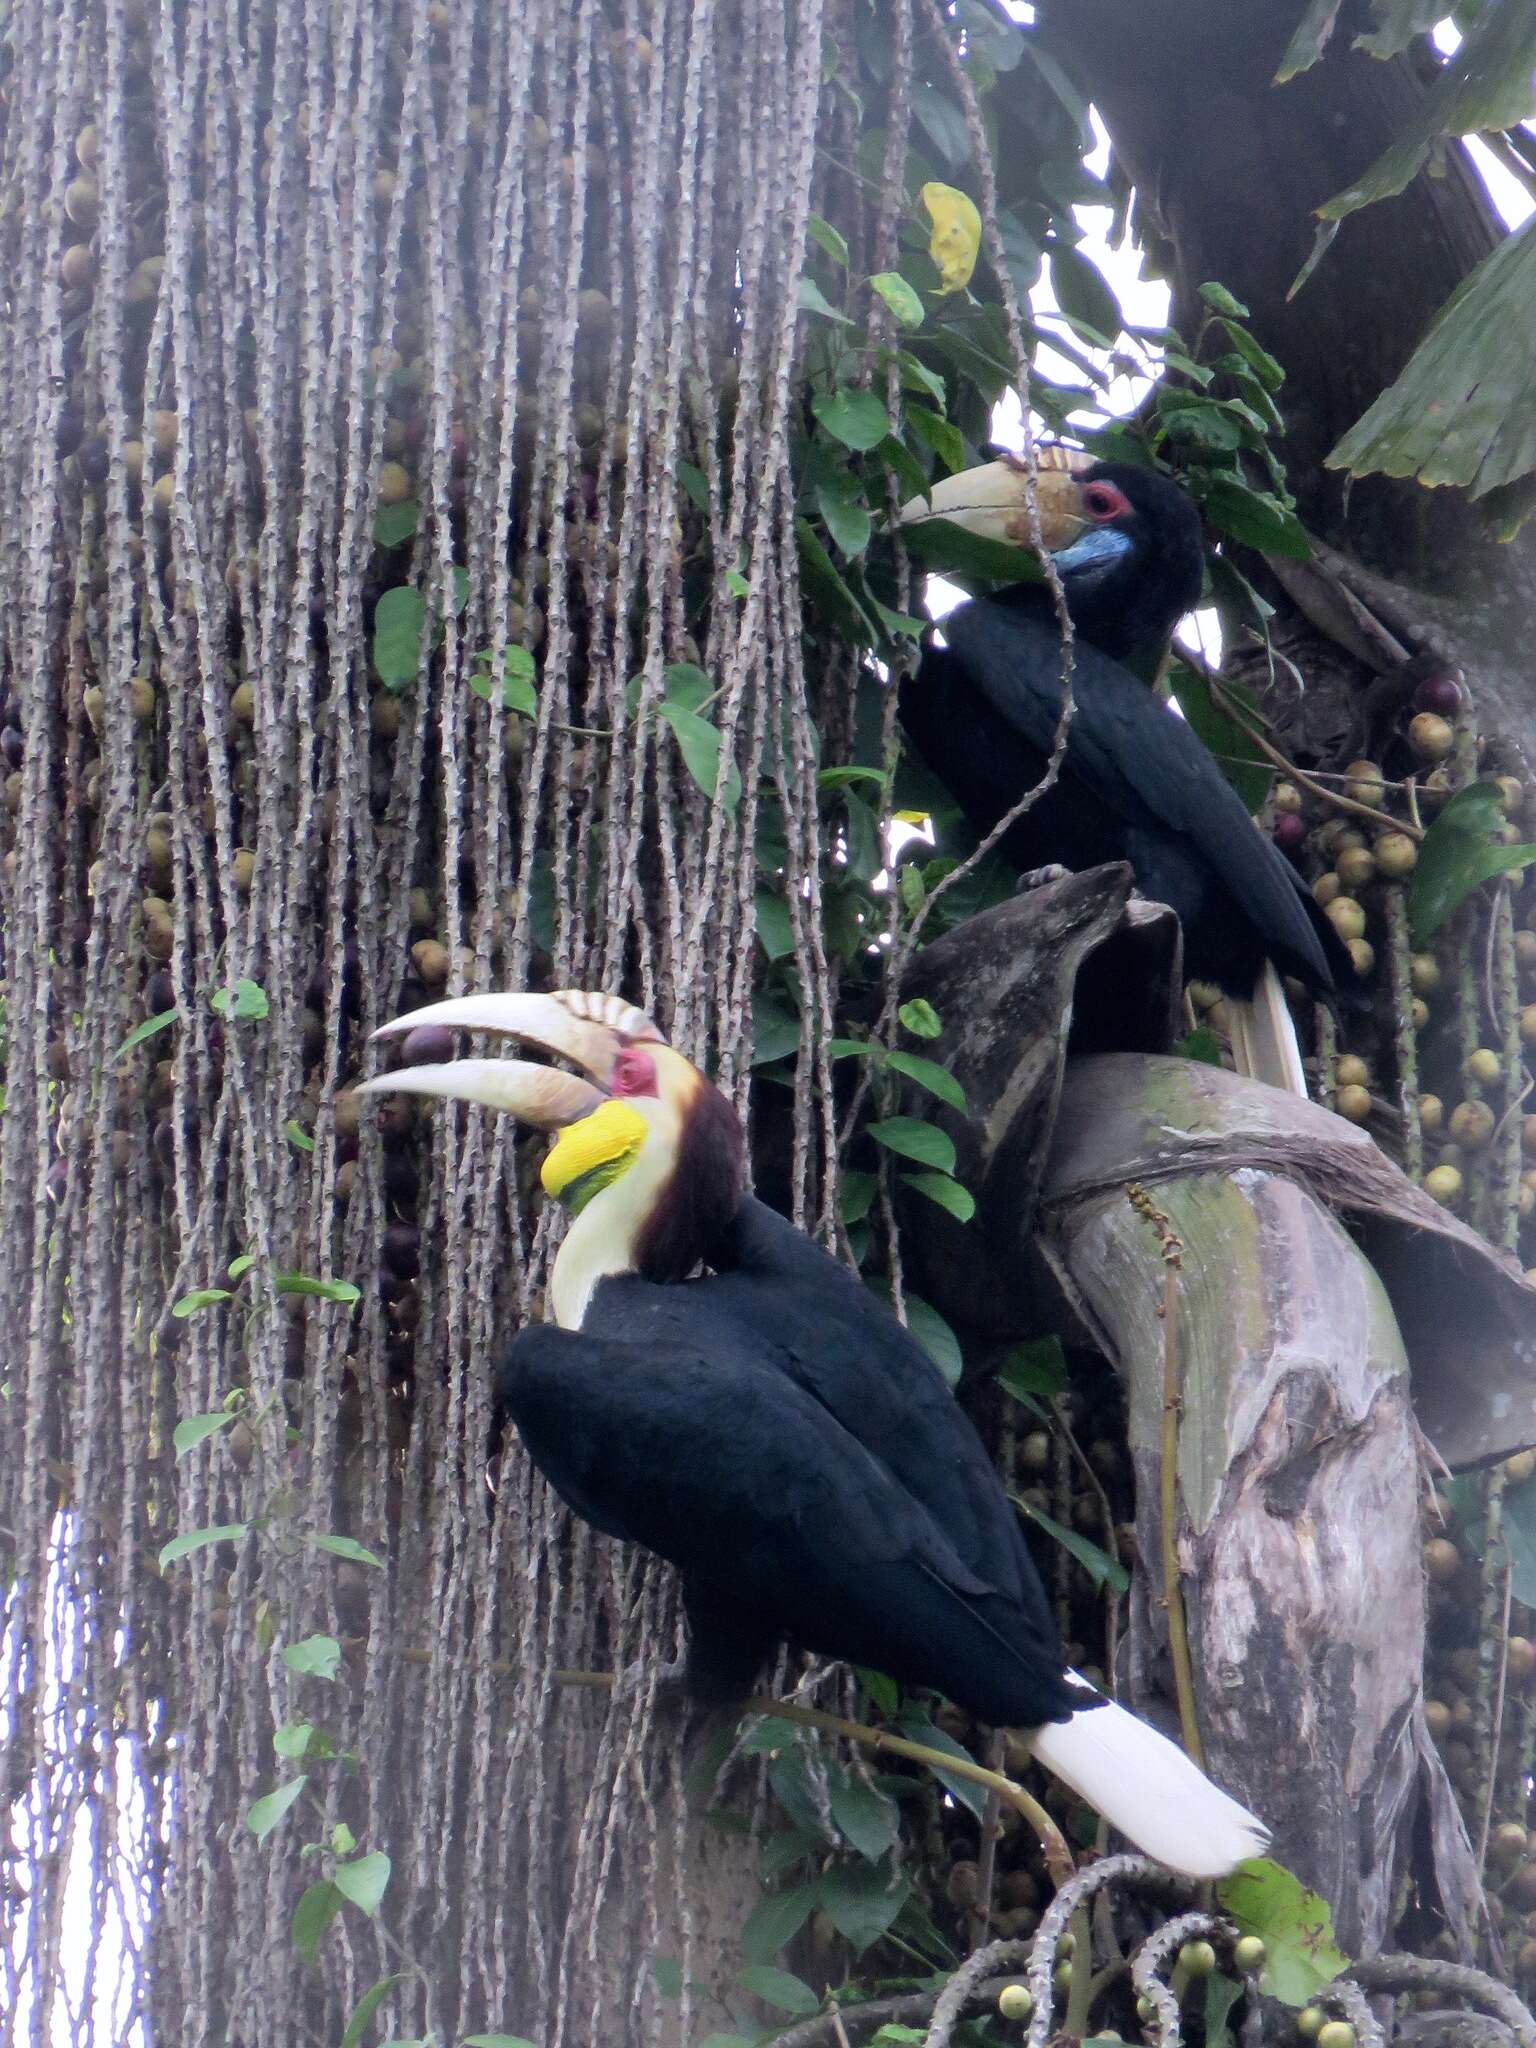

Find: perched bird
<box><xmin>362</xmin><ymin>987</ymin><xmax>1268</xmax><ymax>1878</ymax></box>
<box><xmin>897</xmin><ymin>450</ymin><xmax>1356</xmax><ymax>1095</ymax></box>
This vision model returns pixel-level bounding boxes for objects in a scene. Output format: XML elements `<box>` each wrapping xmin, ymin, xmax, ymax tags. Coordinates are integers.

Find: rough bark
<box><xmin>1038</xmin><ymin>0</ymin><xmax>1536</xmax><ymax>758</ymax></box>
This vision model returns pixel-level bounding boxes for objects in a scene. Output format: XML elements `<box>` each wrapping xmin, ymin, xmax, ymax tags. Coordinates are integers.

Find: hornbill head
<box><xmin>897</xmin><ymin>448</ymin><xmax>1204</xmax><ymax>667</ymax></box>
<box><xmin>359</xmin><ymin>990</ymin><xmax>744</xmax><ymax>1328</ymax></box>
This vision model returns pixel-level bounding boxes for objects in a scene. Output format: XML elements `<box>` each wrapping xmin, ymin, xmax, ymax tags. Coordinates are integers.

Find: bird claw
<box><xmin>609</xmin><ymin>1654</ymin><xmax>699</xmax><ymax>1723</ymax></box>
<box><xmin>1015</xmin><ymin>862</ymin><xmax>1072</xmax><ymax>893</ymax></box>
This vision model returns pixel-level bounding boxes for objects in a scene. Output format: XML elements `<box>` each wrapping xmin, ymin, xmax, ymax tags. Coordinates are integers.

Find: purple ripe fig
<box><xmin>1413</xmin><ymin>670</ymin><xmax>1462</xmax><ymax>718</ymax></box>
<box><xmin>0</xmin><ymin>725</ymin><xmax>23</xmax><ymax>768</ymax></box>
<box><xmin>401</xmin><ymin>1022</ymin><xmax>457</xmax><ymax>1065</ymax></box>
<box><xmin>146</xmin><ymin>967</ymin><xmax>175</xmax><ymax>1014</ymax></box>
<box><xmin>382</xmin><ymin>1220</ymin><xmax>420</xmax><ymax>1279</ymax></box>
<box><xmin>1272</xmin><ymin>811</ymin><xmax>1307</xmax><ymax>852</ymax></box>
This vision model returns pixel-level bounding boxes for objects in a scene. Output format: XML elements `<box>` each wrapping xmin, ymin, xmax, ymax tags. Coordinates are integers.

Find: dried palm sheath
<box><xmin>0</xmin><ymin>0</ymin><xmax>929</xmax><ymax>2039</ymax></box>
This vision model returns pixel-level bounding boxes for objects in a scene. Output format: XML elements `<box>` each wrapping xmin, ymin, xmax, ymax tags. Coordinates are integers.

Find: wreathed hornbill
<box><xmin>896</xmin><ymin>450</ymin><xmax>1357</xmax><ymax>1095</ymax></box>
<box><xmin>361</xmin><ymin>987</ymin><xmax>1267</xmax><ymax>1878</ymax></box>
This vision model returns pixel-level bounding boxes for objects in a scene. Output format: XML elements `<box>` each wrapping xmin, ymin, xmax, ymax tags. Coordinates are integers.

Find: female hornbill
<box><xmin>361</xmin><ymin>987</ymin><xmax>1267</xmax><ymax>1878</ymax></box>
<box><xmin>897</xmin><ymin>450</ymin><xmax>1356</xmax><ymax>1095</ymax></box>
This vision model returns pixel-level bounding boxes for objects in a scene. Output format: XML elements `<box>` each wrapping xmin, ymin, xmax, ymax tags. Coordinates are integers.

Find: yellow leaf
<box><xmin>920</xmin><ymin>183</ymin><xmax>981</xmax><ymax>297</ymax></box>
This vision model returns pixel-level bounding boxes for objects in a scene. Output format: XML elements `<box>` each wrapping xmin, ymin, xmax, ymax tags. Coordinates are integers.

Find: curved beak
<box><xmin>356</xmin><ymin>1058</ymin><xmax>604</xmax><ymax>1128</ymax></box>
<box><xmin>357</xmin><ymin>987</ymin><xmax>667</xmax><ymax>1127</ymax></box>
<box><xmin>896</xmin><ymin>450</ymin><xmax>1089</xmax><ymax>553</ymax></box>
<box><xmin>368</xmin><ymin>988</ymin><xmax>665</xmax><ymax>1086</ymax></box>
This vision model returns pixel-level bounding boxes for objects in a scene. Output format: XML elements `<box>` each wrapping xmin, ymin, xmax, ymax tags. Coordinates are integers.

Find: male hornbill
<box><xmin>897</xmin><ymin>450</ymin><xmax>1356</xmax><ymax>1095</ymax></box>
<box><xmin>362</xmin><ymin>987</ymin><xmax>1267</xmax><ymax>1878</ymax></box>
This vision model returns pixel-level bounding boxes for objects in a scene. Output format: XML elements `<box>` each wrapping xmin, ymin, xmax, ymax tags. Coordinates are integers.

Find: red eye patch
<box><xmin>1082</xmin><ymin>482</ymin><xmax>1133</xmax><ymax>522</ymax></box>
<box><xmin>609</xmin><ymin>1048</ymin><xmax>658</xmax><ymax>1098</ymax></box>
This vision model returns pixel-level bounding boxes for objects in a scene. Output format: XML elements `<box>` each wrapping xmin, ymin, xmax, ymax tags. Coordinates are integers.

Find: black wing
<box><xmin>500</xmin><ymin>1320</ymin><xmax>1076</xmax><ymax>1728</ymax></box>
<box><xmin>937</xmin><ymin>600</ymin><xmax>1348</xmax><ymax>997</ymax></box>
<box><xmin>605</xmin><ymin>1199</ymin><xmax>1050</xmax><ymax>1633</ymax></box>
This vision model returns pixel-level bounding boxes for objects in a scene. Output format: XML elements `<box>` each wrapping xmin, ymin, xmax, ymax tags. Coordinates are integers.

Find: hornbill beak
<box><xmin>896</xmin><ymin>447</ymin><xmax>1089</xmax><ymax>553</ymax></box>
<box><xmin>357</xmin><ymin>988</ymin><xmax>667</xmax><ymax>1127</ymax></box>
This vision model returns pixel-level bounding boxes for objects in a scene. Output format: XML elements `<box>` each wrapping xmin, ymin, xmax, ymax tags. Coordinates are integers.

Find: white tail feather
<box><xmin>1226</xmin><ymin>960</ymin><xmax>1308</xmax><ymax>1097</ymax></box>
<box><xmin>1030</xmin><ymin>1676</ymin><xmax>1269</xmax><ymax>1878</ymax></box>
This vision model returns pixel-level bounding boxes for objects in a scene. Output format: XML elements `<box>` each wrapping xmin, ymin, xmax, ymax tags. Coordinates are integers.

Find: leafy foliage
<box><xmin>1216</xmin><ymin>1859</ymin><xmax>1349</xmax><ymax>2006</ymax></box>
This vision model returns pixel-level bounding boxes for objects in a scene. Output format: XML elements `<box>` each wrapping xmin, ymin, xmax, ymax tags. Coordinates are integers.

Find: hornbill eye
<box><xmin>1082</xmin><ymin>481</ymin><xmax>1133</xmax><ymax>522</ymax></box>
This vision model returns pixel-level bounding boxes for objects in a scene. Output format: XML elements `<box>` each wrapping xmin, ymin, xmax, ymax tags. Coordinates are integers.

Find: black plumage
<box><xmin>501</xmin><ymin>1197</ymin><xmax>1076</xmax><ymax>1727</ymax></box>
<box><xmin>900</xmin><ymin>462</ymin><xmax>1356</xmax><ymax>1006</ymax></box>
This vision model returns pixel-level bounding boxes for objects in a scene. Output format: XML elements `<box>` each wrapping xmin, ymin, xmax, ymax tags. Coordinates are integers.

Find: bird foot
<box><xmin>609</xmin><ymin>1654</ymin><xmax>702</xmax><ymax>1724</ymax></box>
<box><xmin>1014</xmin><ymin>862</ymin><xmax>1072</xmax><ymax>893</ymax></box>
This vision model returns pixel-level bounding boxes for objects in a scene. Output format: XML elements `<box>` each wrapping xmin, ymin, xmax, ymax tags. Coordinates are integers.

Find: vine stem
<box><xmin>1127</xmin><ymin>1184</ymin><xmax>1205</xmax><ymax>1769</ymax></box>
<box><xmin>546</xmin><ymin>1667</ymin><xmax>1078</xmax><ymax>1887</ymax></box>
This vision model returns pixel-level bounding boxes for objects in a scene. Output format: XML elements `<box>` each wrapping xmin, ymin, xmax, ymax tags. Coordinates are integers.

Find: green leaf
<box><xmin>677</xmin><ymin>461</ymin><xmax>710</xmax><ymax>513</ymax></box>
<box><xmin>885</xmin><ymin>1048</ymin><xmax>966</xmax><ymax>1111</ymax></box>
<box><xmin>737</xmin><ymin>1966</ymin><xmax>819</xmax><ymax>2017</ymax></box>
<box><xmin>829</xmin><ymin>1768</ymin><xmax>900</xmax><ymax>1862</ymax></box>
<box><xmin>900</xmin><ymin>1171</ymin><xmax>975</xmax><ymax>1223</ymax></box>
<box><xmin>292</xmin><ymin>1878</ymin><xmax>342</xmax><ymax>1965</ymax></box>
<box><xmin>1198</xmin><ymin>280</ymin><xmax>1251</xmax><ymax>318</ymax></box>
<box><xmin>158</xmin><ymin>1523</ymin><xmax>248</xmax><ymax>1569</ymax></box>
<box><xmin>739</xmin><ymin>1884</ymin><xmax>819</xmax><ymax>1965</ymax></box>
<box><xmin>897</xmin><ymin>1711</ymin><xmax>987</xmax><ymax>1817</ymax></box>
<box><xmin>725</xmin><ymin>569</ymin><xmax>750</xmax><ymax>599</ymax></box>
<box><xmin>1168</xmin><ymin>661</ymin><xmax>1273</xmax><ymax>813</ymax></box>
<box><xmin>904</xmin><ymin>404</ymin><xmax>966</xmax><ymax>477</ymax></box>
<box><xmin>652</xmin><ymin>1956</ymin><xmax>685</xmax><ymax>2001</ymax></box>
<box><xmin>340</xmin><ymin>1977</ymin><xmax>405</xmax><ymax>2048</ymax></box>
<box><xmin>750</xmin><ymin>991</ymin><xmax>802</xmax><ymax>1068</ymax></box>
<box><xmin>1205</xmin><ymin>1972</ymin><xmax>1245</xmax><ymax>2048</ymax></box>
<box><xmin>1049</xmin><ymin>240</ymin><xmax>1121</xmax><ymax>342</ymax></box>
<box><xmin>854</xmin><ymin>1666</ymin><xmax>899</xmax><ymax>1718</ymax></box>
<box><xmin>867</xmin><ymin>1117</ymin><xmax>955</xmax><ymax>1173</ymax></box>
<box><xmin>1318</xmin><ymin>3</ymin><xmax>1536</xmax><ymax>220</ymax></box>
<box><xmin>897</xmin><ymin>997</ymin><xmax>942</xmax><ymax>1040</ymax></box>
<box><xmin>1408</xmin><ymin>783</ymin><xmax>1536</xmax><ymax>944</ymax></box>
<box><xmin>662</xmin><ymin>660</ymin><xmax>713</xmax><ymax>711</ymax></box>
<box><xmin>171</xmin><ymin>1288</ymin><xmax>233</xmax><ymax>1318</ymax></box>
<box><xmin>247</xmin><ymin>1776</ymin><xmax>307</xmax><ymax>1841</ymax></box>
<box><xmin>1013</xmin><ymin>1495</ymin><xmax>1130</xmax><ymax>1594</ymax></box>
<box><xmin>895</xmin><ymin>516</ymin><xmax>1042</xmax><ymax>590</ymax></box>
<box><xmin>797</xmin><ymin>277</ymin><xmax>854</xmax><ymax>326</ymax></box>
<box><xmin>274</xmin><ymin>1721</ymin><xmax>317</xmax><ymax>1759</ymax></box>
<box><xmin>839</xmin><ymin>1171</ymin><xmax>877</xmax><ymax>1227</ymax></box>
<box><xmin>875</xmin><ymin>430</ymin><xmax>932</xmax><ymax>505</ymax></box>
<box><xmin>1503</xmin><ymin>1479</ymin><xmax>1536</xmax><ymax>1606</ymax></box>
<box><xmin>1328</xmin><ymin>215</ymin><xmax>1536</xmax><ymax>498</ymax></box>
<box><xmin>812</xmin><ymin>387</ymin><xmax>891</xmax><ymax>453</ymax></box>
<box><xmin>753</xmin><ymin>893</ymin><xmax>796</xmax><ymax>963</ymax></box>
<box><xmin>1176</xmin><ymin>1025</ymin><xmax>1225</xmax><ymax>1067</ymax></box>
<box><xmin>115</xmin><ymin>1007</ymin><xmax>178</xmax><ymax>1060</ymax></box>
<box><xmin>1220</xmin><ymin>320</ymin><xmax>1285</xmax><ymax>392</ymax></box>
<box><xmin>308</xmin><ymin>1532</ymin><xmax>385</xmax><ymax>1568</ymax></box>
<box><xmin>817</xmin><ymin>765</ymin><xmax>889</xmax><ymax>793</ymax></box>
<box><xmin>807</xmin><ymin>214</ymin><xmax>850</xmax><ymax>267</ymax></box>
<box><xmin>869</xmin><ymin>270</ymin><xmax>923</xmax><ymax>330</ymax></box>
<box><xmin>1274</xmin><ymin>0</ymin><xmax>1344</xmax><ymax>81</ymax></box>
<box><xmin>873</xmin><ymin>601</ymin><xmax>927</xmax><ymax>643</ymax></box>
<box><xmin>333</xmin><ymin>1851</ymin><xmax>391</xmax><ymax>1917</ymax></box>
<box><xmin>373</xmin><ymin>500</ymin><xmax>419</xmax><ymax>548</ymax></box>
<box><xmin>372</xmin><ymin>586</ymin><xmax>427</xmax><ymax>690</ymax></box>
<box><xmin>285</xmin><ymin>1119</ymin><xmax>316</xmax><ymax>1153</ymax></box>
<box><xmin>274</xmin><ymin>1273</ymin><xmax>362</xmax><ymax>1304</ymax></box>
<box><xmin>174</xmin><ymin>1410</ymin><xmax>237</xmax><ymax>1458</ymax></box>
<box><xmin>1215</xmin><ymin>1859</ymin><xmax>1349</xmax><ymax>2006</ymax></box>
<box><xmin>469</xmin><ymin>644</ymin><xmax>538</xmax><ymax>716</ymax></box>
<box><xmin>658</xmin><ymin>701</ymin><xmax>741</xmax><ymax>812</ymax></box>
<box><xmin>999</xmin><ymin>1337</ymin><xmax>1069</xmax><ymax>1401</ymax></box>
<box><xmin>816</xmin><ymin>484</ymin><xmax>872</xmax><ymax>561</ymax></box>
<box><xmin>1195</xmin><ymin>475</ymin><xmax>1309</xmax><ymax>561</ymax></box>
<box><xmin>817</xmin><ymin>1859</ymin><xmax>912</xmax><ymax>1953</ymax></box>
<box><xmin>211</xmin><ymin>978</ymin><xmax>270</xmax><ymax>1021</ymax></box>
<box><xmin>796</xmin><ymin>516</ymin><xmax>879</xmax><ymax>647</ymax></box>
<box><xmin>903</xmin><ymin>1294</ymin><xmax>962</xmax><ymax>1385</ymax></box>
<box><xmin>283</xmin><ymin>1634</ymin><xmax>342</xmax><ymax>1681</ymax></box>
